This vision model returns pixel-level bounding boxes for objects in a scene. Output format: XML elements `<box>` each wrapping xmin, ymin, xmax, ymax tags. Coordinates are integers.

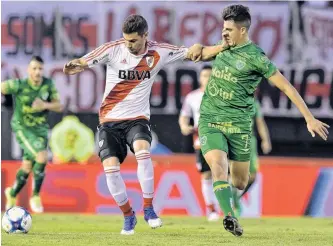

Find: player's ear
<box><xmin>143</xmin><ymin>32</ymin><xmax>149</xmax><ymax>39</ymax></box>
<box><xmin>240</xmin><ymin>27</ymin><xmax>247</xmax><ymax>35</ymax></box>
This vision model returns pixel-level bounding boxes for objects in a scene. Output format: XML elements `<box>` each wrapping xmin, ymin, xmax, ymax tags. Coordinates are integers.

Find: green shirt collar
<box><xmin>27</xmin><ymin>78</ymin><xmax>42</xmax><ymax>90</ymax></box>
<box><xmin>230</xmin><ymin>40</ymin><xmax>252</xmax><ymax>50</ymax></box>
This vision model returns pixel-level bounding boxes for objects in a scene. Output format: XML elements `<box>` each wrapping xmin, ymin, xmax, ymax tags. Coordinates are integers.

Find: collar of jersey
<box><xmin>230</xmin><ymin>40</ymin><xmax>252</xmax><ymax>50</ymax></box>
<box><xmin>27</xmin><ymin>78</ymin><xmax>42</xmax><ymax>90</ymax></box>
<box><xmin>128</xmin><ymin>43</ymin><xmax>149</xmax><ymax>58</ymax></box>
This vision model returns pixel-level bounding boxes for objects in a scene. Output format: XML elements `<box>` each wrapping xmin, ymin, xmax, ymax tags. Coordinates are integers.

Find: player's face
<box><xmin>222</xmin><ymin>20</ymin><xmax>246</xmax><ymax>47</ymax></box>
<box><xmin>28</xmin><ymin>60</ymin><xmax>44</xmax><ymax>83</ymax></box>
<box><xmin>123</xmin><ymin>32</ymin><xmax>148</xmax><ymax>55</ymax></box>
<box><xmin>199</xmin><ymin>69</ymin><xmax>211</xmax><ymax>89</ymax></box>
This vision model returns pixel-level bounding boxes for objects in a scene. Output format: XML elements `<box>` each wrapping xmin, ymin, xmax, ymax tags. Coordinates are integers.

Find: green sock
<box><xmin>32</xmin><ymin>162</ymin><xmax>46</xmax><ymax>196</ymax></box>
<box><xmin>10</xmin><ymin>169</ymin><xmax>30</xmax><ymax>197</ymax></box>
<box><xmin>213</xmin><ymin>181</ymin><xmax>235</xmax><ymax>217</ymax></box>
<box><xmin>231</xmin><ymin>186</ymin><xmax>241</xmax><ymax>218</ymax></box>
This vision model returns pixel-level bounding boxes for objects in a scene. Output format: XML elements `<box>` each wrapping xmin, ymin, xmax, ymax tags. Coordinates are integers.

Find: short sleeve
<box><xmin>3</xmin><ymin>79</ymin><xmax>20</xmax><ymax>95</ymax></box>
<box><xmin>254</xmin><ymin>52</ymin><xmax>277</xmax><ymax>78</ymax></box>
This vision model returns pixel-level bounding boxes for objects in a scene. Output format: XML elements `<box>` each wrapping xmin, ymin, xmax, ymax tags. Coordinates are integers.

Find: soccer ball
<box><xmin>2</xmin><ymin>206</ymin><xmax>32</xmax><ymax>233</ymax></box>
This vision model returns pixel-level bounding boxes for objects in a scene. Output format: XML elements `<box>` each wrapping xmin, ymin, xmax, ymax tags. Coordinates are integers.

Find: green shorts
<box><xmin>198</xmin><ymin>116</ymin><xmax>253</xmax><ymax>162</ymax></box>
<box><xmin>249</xmin><ymin>135</ymin><xmax>259</xmax><ymax>174</ymax></box>
<box><xmin>14</xmin><ymin>128</ymin><xmax>48</xmax><ymax>161</ymax></box>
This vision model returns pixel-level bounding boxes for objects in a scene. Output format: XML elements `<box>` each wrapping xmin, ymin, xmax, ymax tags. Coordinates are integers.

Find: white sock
<box><xmin>104</xmin><ymin>166</ymin><xmax>128</xmax><ymax>206</ymax></box>
<box><xmin>201</xmin><ymin>178</ymin><xmax>215</xmax><ymax>209</ymax></box>
<box><xmin>135</xmin><ymin>150</ymin><xmax>154</xmax><ymax>199</ymax></box>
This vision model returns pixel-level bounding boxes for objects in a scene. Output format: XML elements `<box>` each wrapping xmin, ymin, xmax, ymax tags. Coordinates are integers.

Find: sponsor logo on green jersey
<box><xmin>211</xmin><ymin>67</ymin><xmax>237</xmax><ymax>83</ymax></box>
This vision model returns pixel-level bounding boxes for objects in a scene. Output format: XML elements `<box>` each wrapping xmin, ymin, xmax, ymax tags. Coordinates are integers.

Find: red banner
<box><xmin>2</xmin><ymin>156</ymin><xmax>332</xmax><ymax>216</ymax></box>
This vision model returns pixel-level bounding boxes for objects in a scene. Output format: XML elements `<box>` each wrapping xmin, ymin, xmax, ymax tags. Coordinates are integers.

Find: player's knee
<box><xmin>103</xmin><ymin>156</ymin><xmax>120</xmax><ymax>168</ymax></box>
<box><xmin>132</xmin><ymin>138</ymin><xmax>150</xmax><ymax>153</ymax></box>
<box><xmin>207</xmin><ymin>157</ymin><xmax>222</xmax><ymax>169</ymax></box>
<box><xmin>208</xmin><ymin>157</ymin><xmax>228</xmax><ymax>172</ymax></box>
<box><xmin>204</xmin><ymin>150</ymin><xmax>228</xmax><ymax>167</ymax></box>
<box><xmin>35</xmin><ymin>151</ymin><xmax>48</xmax><ymax>163</ymax></box>
<box><xmin>202</xmin><ymin>171</ymin><xmax>212</xmax><ymax>180</ymax></box>
<box><xmin>21</xmin><ymin>160</ymin><xmax>33</xmax><ymax>173</ymax></box>
<box><xmin>232</xmin><ymin>178</ymin><xmax>247</xmax><ymax>190</ymax></box>
<box><xmin>249</xmin><ymin>173</ymin><xmax>256</xmax><ymax>183</ymax></box>
<box><xmin>210</xmin><ymin>162</ymin><xmax>228</xmax><ymax>181</ymax></box>
<box><xmin>236</xmin><ymin>182</ymin><xmax>247</xmax><ymax>190</ymax></box>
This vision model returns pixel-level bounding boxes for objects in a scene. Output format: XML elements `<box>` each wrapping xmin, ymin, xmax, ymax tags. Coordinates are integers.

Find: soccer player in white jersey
<box><xmin>179</xmin><ymin>65</ymin><xmax>220</xmax><ymax>222</ymax></box>
<box><xmin>63</xmin><ymin>15</ymin><xmax>202</xmax><ymax>235</ymax></box>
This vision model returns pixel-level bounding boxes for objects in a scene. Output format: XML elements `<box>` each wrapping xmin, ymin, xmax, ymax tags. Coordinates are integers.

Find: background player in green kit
<box><xmin>1</xmin><ymin>56</ymin><xmax>63</xmax><ymax>213</ymax></box>
<box><xmin>192</xmin><ymin>5</ymin><xmax>330</xmax><ymax>236</ymax></box>
<box><xmin>232</xmin><ymin>99</ymin><xmax>272</xmax><ymax>216</ymax></box>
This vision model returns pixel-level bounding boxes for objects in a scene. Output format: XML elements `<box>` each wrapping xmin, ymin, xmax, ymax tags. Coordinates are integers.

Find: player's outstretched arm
<box><xmin>200</xmin><ymin>45</ymin><xmax>228</xmax><ymax>61</ymax></box>
<box><xmin>1</xmin><ymin>80</ymin><xmax>19</xmax><ymax>95</ymax></box>
<box><xmin>186</xmin><ymin>44</ymin><xmax>204</xmax><ymax>62</ymax></box>
<box><xmin>193</xmin><ymin>40</ymin><xmax>230</xmax><ymax>62</ymax></box>
<box><xmin>64</xmin><ymin>42</ymin><xmax>115</xmax><ymax>75</ymax></box>
<box><xmin>256</xmin><ymin>117</ymin><xmax>272</xmax><ymax>154</ymax></box>
<box><xmin>187</xmin><ymin>43</ymin><xmax>226</xmax><ymax>62</ymax></box>
<box><xmin>63</xmin><ymin>58</ymin><xmax>88</xmax><ymax>75</ymax></box>
<box><xmin>268</xmin><ymin>71</ymin><xmax>330</xmax><ymax>140</ymax></box>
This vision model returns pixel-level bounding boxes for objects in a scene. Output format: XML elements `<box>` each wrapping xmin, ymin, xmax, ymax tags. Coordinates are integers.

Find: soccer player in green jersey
<box><xmin>232</xmin><ymin>99</ymin><xmax>272</xmax><ymax>216</ymax></box>
<box><xmin>1</xmin><ymin>56</ymin><xmax>63</xmax><ymax>213</ymax></box>
<box><xmin>193</xmin><ymin>5</ymin><xmax>330</xmax><ymax>236</ymax></box>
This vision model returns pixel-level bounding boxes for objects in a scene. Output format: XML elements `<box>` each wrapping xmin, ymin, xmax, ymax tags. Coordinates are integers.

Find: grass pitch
<box><xmin>2</xmin><ymin>214</ymin><xmax>333</xmax><ymax>246</ymax></box>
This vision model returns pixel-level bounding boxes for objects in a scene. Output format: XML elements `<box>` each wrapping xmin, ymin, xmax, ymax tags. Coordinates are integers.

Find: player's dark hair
<box><xmin>222</xmin><ymin>5</ymin><xmax>251</xmax><ymax>30</ymax></box>
<box><xmin>122</xmin><ymin>15</ymin><xmax>148</xmax><ymax>36</ymax></box>
<box><xmin>202</xmin><ymin>65</ymin><xmax>212</xmax><ymax>71</ymax></box>
<box><xmin>31</xmin><ymin>56</ymin><xmax>44</xmax><ymax>64</ymax></box>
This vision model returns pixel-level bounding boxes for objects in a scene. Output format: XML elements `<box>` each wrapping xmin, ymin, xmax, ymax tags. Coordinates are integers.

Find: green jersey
<box><xmin>3</xmin><ymin>77</ymin><xmax>59</xmax><ymax>130</ymax></box>
<box><xmin>200</xmin><ymin>41</ymin><xmax>277</xmax><ymax>120</ymax></box>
